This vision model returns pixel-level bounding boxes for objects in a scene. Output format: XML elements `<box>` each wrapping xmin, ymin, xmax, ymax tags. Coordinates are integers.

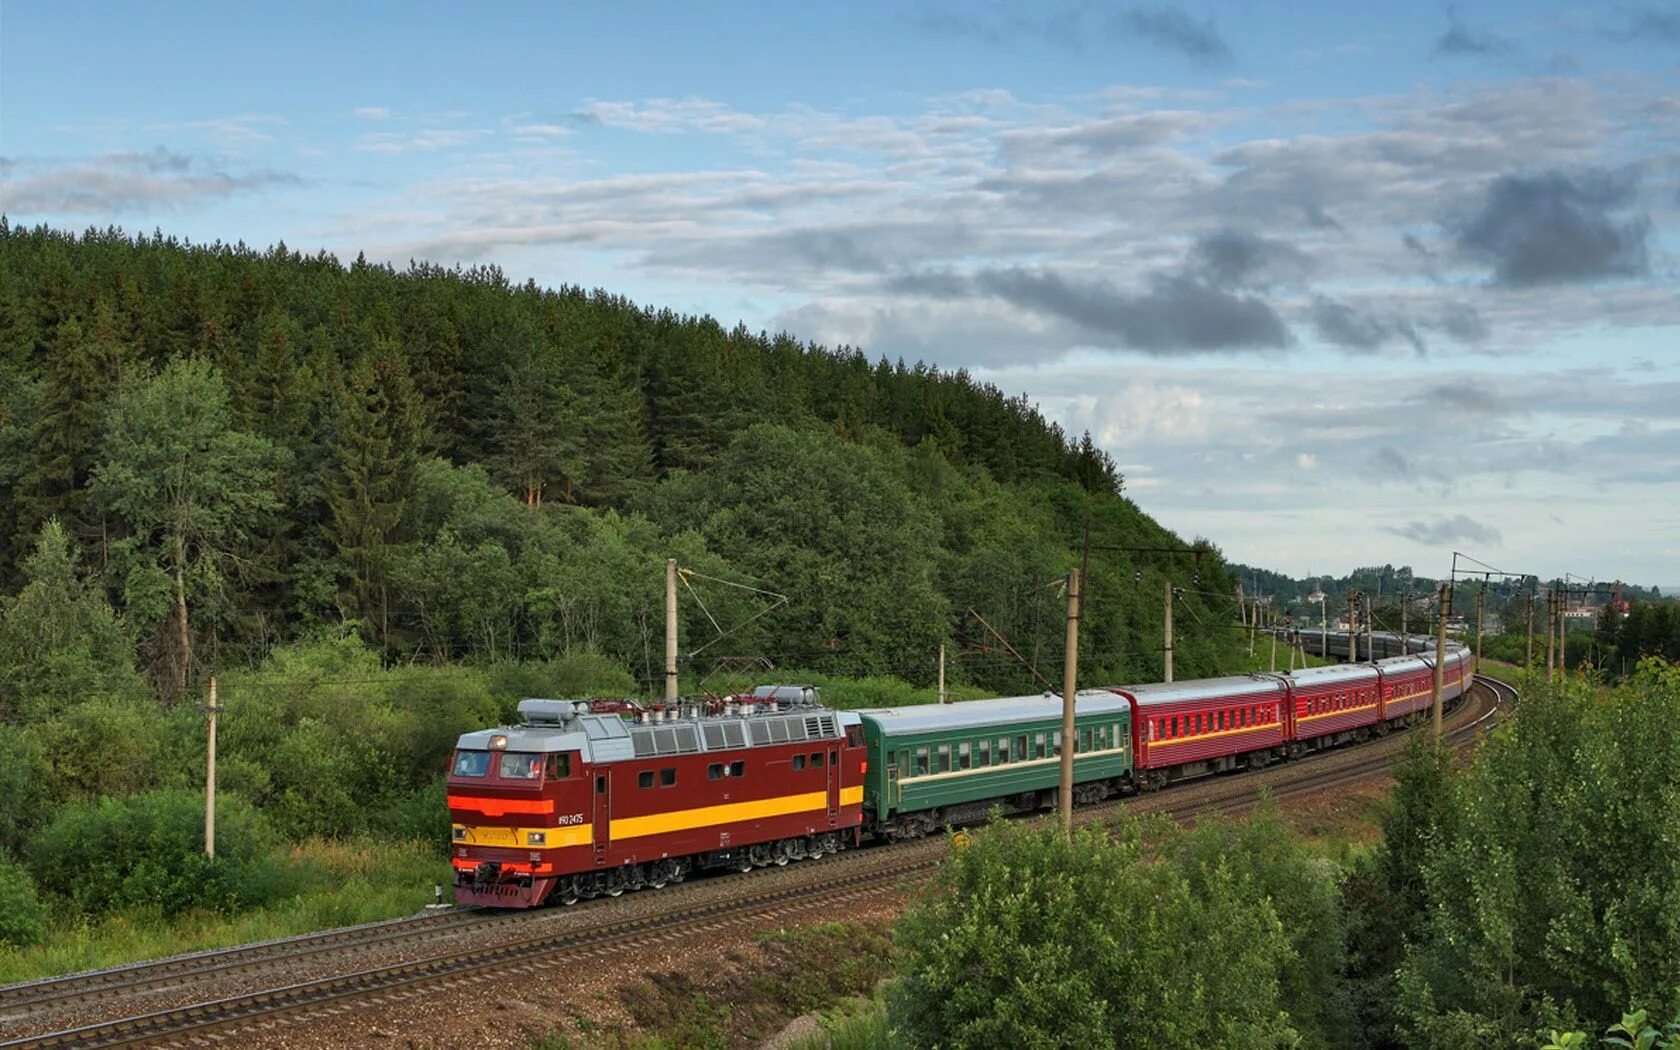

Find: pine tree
<box><xmin>12</xmin><ymin>313</ymin><xmax>131</xmax><ymax>551</ymax></box>
<box><xmin>323</xmin><ymin>346</ymin><xmax>422</xmax><ymax>648</ymax></box>
<box><xmin>489</xmin><ymin>317</ymin><xmax>584</xmax><ymax>508</ymax></box>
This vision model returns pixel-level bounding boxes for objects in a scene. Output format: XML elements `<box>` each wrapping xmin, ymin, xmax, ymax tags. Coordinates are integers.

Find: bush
<box><xmin>27</xmin><ymin>788</ymin><xmax>280</xmax><ymax>916</ymax></box>
<box><xmin>1396</xmin><ymin>661</ymin><xmax>1680</xmax><ymax>1046</ymax></box>
<box><xmin>0</xmin><ymin>860</ymin><xmax>47</xmax><ymax>947</ymax></box>
<box><xmin>888</xmin><ymin>816</ymin><xmax>1299</xmax><ymax>1048</ymax></box>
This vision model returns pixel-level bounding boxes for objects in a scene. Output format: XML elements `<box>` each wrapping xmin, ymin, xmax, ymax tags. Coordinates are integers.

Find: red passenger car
<box><xmin>1123</xmin><ymin>676</ymin><xmax>1291</xmax><ymax>789</ymax></box>
<box><xmin>449</xmin><ymin>696</ymin><xmax>867</xmax><ymax>907</ymax></box>
<box><xmin>1287</xmin><ymin>663</ymin><xmax>1382</xmax><ymax>749</ymax></box>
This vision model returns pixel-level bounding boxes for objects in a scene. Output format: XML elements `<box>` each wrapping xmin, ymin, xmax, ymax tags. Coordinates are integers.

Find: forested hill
<box><xmin>0</xmin><ymin>222</ymin><xmax>1239</xmax><ymax>701</ymax></box>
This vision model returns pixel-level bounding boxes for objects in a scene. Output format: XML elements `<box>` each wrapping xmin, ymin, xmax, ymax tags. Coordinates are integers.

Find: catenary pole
<box><xmin>1432</xmin><ymin>584</ymin><xmax>1449</xmax><ymax>737</ymax></box>
<box><xmin>1526</xmin><ymin>592</ymin><xmax>1535</xmax><ymax>670</ymax></box>
<box><xmin>1475</xmin><ymin>584</ymin><xmax>1485</xmax><ymax>669</ymax></box>
<box><xmin>938</xmin><ymin>643</ymin><xmax>947</xmax><ymax>704</ymax></box>
<box><xmin>205</xmin><ymin>677</ymin><xmax>219</xmax><ymax>859</ymax></box>
<box><xmin>665</xmin><ymin>559</ymin><xmax>679</xmax><ymax>702</ymax></box>
<box><xmin>1059</xmin><ymin>568</ymin><xmax>1080</xmax><ymax>837</ymax></box>
<box><xmin>1163</xmin><ymin>580</ymin><xmax>1174</xmax><ymax>683</ymax></box>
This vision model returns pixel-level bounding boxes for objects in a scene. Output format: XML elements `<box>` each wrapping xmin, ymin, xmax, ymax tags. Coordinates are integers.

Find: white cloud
<box><xmin>353</xmin><ymin>106</ymin><xmax>393</xmax><ymax>120</ymax></box>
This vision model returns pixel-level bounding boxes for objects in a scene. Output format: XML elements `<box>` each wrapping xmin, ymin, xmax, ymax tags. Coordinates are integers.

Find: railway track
<box><xmin>1</xmin><ymin>674</ymin><xmax>1509</xmax><ymax>1049</ymax></box>
<box><xmin>0</xmin><ymin>908</ymin><xmax>504</xmax><ymax>1020</ymax></box>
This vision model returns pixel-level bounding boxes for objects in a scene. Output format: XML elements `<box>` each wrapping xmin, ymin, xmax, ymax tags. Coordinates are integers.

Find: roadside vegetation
<box><xmin>855</xmin><ymin>660</ymin><xmax>1680</xmax><ymax>1049</ymax></box>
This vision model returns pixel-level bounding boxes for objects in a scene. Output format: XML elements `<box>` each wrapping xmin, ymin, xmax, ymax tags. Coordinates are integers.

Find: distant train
<box><xmin>447</xmin><ymin>633</ymin><xmax>1474</xmax><ymax>906</ymax></box>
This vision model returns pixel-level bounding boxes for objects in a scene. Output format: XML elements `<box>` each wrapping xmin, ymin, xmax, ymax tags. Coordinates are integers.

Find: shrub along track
<box><xmin>0</xmin><ymin>675</ymin><xmax>1508</xmax><ymax>1049</ymax></box>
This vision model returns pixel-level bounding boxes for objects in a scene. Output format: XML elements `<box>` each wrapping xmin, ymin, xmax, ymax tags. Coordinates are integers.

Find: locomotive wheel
<box><xmin>647</xmin><ymin>862</ymin><xmax>669</xmax><ymax>890</ymax></box>
<box><xmin>557</xmin><ymin>877</ymin><xmax>580</xmax><ymax>906</ymax></box>
<box><xmin>605</xmin><ymin>869</ymin><xmax>626</xmax><ymax>897</ymax></box>
<box><xmin>773</xmin><ymin>842</ymin><xmax>789</xmax><ymax>866</ymax></box>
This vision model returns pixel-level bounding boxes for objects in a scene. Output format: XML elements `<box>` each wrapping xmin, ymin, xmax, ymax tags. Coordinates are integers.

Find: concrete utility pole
<box><xmin>938</xmin><ymin>643</ymin><xmax>947</xmax><ymax>704</ymax></box>
<box><xmin>1432</xmin><ymin>584</ymin><xmax>1449</xmax><ymax>738</ymax></box>
<box><xmin>1059</xmin><ymin>568</ymin><xmax>1081</xmax><ymax>837</ymax></box>
<box><xmin>1163</xmin><ymin>580</ymin><xmax>1174</xmax><ymax>683</ymax></box>
<box><xmin>205</xmin><ymin>677</ymin><xmax>220</xmax><ymax>858</ymax></box>
<box><xmin>1475</xmin><ymin>585</ymin><xmax>1485</xmax><ymax>669</ymax></box>
<box><xmin>1526</xmin><ymin>593</ymin><xmax>1535</xmax><ymax>670</ymax></box>
<box><xmin>1347</xmin><ymin>592</ymin><xmax>1359</xmax><ymax>663</ymax></box>
<box><xmin>1401</xmin><ymin>590</ymin><xmax>1409</xmax><ymax>652</ymax></box>
<box><xmin>665</xmin><ymin>559</ymin><xmax>679</xmax><ymax>702</ymax></box>
<box><xmin>1545</xmin><ymin>589</ymin><xmax>1556</xmax><ymax>679</ymax></box>
<box><xmin>1364</xmin><ymin>593</ymin><xmax>1374</xmax><ymax>663</ymax></box>
<box><xmin>1554</xmin><ymin>590</ymin><xmax>1566</xmax><ymax>680</ymax></box>
<box><xmin>1269</xmin><ymin>624</ymin><xmax>1277</xmax><ymax>672</ymax></box>
<box><xmin>1317</xmin><ymin>592</ymin><xmax>1328</xmax><ymax>663</ymax></box>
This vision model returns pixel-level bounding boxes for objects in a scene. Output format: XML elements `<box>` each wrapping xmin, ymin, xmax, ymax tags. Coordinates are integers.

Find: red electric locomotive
<box><xmin>449</xmin><ymin>689</ymin><xmax>867</xmax><ymax>907</ymax></box>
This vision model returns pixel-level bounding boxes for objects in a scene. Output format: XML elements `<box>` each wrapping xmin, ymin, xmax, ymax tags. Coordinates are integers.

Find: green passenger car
<box><xmin>856</xmin><ymin>689</ymin><xmax>1135</xmax><ymax>839</ymax></box>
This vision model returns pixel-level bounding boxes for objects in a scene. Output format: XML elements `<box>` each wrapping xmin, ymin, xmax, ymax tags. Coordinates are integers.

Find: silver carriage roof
<box><xmin>454</xmin><ymin>697</ymin><xmax>860</xmax><ymax>765</ymax></box>
<box><xmin>1120</xmin><ymin>674</ymin><xmax>1287</xmax><ymax>710</ymax></box>
<box><xmin>857</xmin><ymin>689</ymin><xmax>1128</xmax><ymax>736</ymax></box>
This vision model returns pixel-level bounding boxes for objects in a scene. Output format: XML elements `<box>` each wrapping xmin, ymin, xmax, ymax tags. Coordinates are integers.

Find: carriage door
<box><xmin>592</xmin><ymin>773</ymin><xmax>610</xmax><ymax>864</ymax></box>
<box><xmin>826</xmin><ymin>748</ymin><xmax>840</xmax><ymax>825</ymax></box>
<box><xmin>886</xmin><ymin>764</ymin><xmax>901</xmax><ymax>810</ymax></box>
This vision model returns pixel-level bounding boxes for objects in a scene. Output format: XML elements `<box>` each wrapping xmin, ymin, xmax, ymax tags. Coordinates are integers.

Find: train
<box><xmin>447</xmin><ymin>633</ymin><xmax>1474</xmax><ymax>907</ymax></box>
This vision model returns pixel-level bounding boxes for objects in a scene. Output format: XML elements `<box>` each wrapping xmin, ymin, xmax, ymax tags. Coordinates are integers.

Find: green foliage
<box><xmin>0</xmin><ymin>859</ymin><xmax>48</xmax><ymax>947</ymax></box>
<box><xmin>27</xmin><ymin>788</ymin><xmax>278</xmax><ymax>917</ymax></box>
<box><xmin>1345</xmin><ymin>735</ymin><xmax>1459</xmax><ymax>1046</ymax></box>
<box><xmin>1544</xmin><ymin>999</ymin><xmax>1680</xmax><ymax>1049</ymax></box>
<box><xmin>216</xmin><ymin>635</ymin><xmax>500</xmax><ymax>839</ymax></box>
<box><xmin>1169</xmin><ymin>805</ymin><xmax>1354</xmax><ymax>1048</ymax></box>
<box><xmin>0</xmin><ymin>224</ymin><xmax>1246</xmax><ymax>695</ymax></box>
<box><xmin>888</xmin><ymin>816</ymin><xmax>1302</xmax><ymax>1048</ymax></box>
<box><xmin>1395</xmin><ymin>662</ymin><xmax>1680</xmax><ymax>1047</ymax></box>
<box><xmin>92</xmin><ymin>355</ymin><xmax>281</xmax><ymax>694</ymax></box>
<box><xmin>0</xmin><ymin>519</ymin><xmax>143</xmax><ymax>719</ymax></box>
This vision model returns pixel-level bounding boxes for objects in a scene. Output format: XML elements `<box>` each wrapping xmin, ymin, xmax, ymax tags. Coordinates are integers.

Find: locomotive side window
<box><xmin>845</xmin><ymin>725</ymin><xmax>865</xmax><ymax>747</ymax></box>
<box><xmin>730</xmin><ymin>761</ymin><xmax>745</xmax><ymax>777</ymax></box>
<box><xmin>452</xmin><ymin>750</ymin><xmax>489</xmax><ymax>777</ymax></box>
<box><xmin>793</xmin><ymin>754</ymin><xmax>806</xmax><ymax>771</ymax></box>
<box><xmin>545</xmin><ymin>754</ymin><xmax>571</xmax><ymax>779</ymax></box>
<box><xmin>638</xmin><ymin>770</ymin><xmax>654</xmax><ymax>789</ymax></box>
<box><xmin>499</xmin><ymin>752</ymin><xmax>542</xmax><ymax>780</ymax></box>
<box><xmin>708</xmin><ymin>763</ymin><xmax>724</xmax><ymax>780</ymax></box>
<box><xmin>811</xmin><ymin>752</ymin><xmax>825</xmax><ymax>768</ymax></box>
<box><xmin>660</xmin><ymin>767</ymin><xmax>676</xmax><ymax>786</ymax></box>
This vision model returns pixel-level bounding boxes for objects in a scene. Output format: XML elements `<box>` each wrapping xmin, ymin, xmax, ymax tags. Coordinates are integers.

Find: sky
<box><xmin>2</xmin><ymin>1</ymin><xmax>1677</xmax><ymax>588</ymax></box>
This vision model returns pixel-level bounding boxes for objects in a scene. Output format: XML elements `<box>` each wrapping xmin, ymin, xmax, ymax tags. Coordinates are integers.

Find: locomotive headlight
<box><xmin>490</xmin><ymin>734</ymin><xmax>509</xmax><ymax>750</ymax></box>
<box><xmin>526</xmin><ymin>831</ymin><xmax>547</xmax><ymax>846</ymax></box>
<box><xmin>452</xmin><ymin>826</ymin><xmax>467</xmax><ymax>841</ymax></box>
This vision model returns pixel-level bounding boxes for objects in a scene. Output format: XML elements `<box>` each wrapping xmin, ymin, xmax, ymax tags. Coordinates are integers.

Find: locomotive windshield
<box><xmin>498</xmin><ymin>751</ymin><xmax>543</xmax><ymax>780</ymax></box>
<box><xmin>452</xmin><ymin>750</ymin><xmax>489</xmax><ymax>777</ymax></box>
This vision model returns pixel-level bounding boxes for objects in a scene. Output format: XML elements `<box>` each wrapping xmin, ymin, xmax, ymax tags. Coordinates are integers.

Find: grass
<box><xmin>786</xmin><ymin>995</ymin><xmax>894</xmax><ymax>1049</ymax></box>
<box><xmin>0</xmin><ymin>836</ymin><xmax>449</xmax><ymax>984</ymax></box>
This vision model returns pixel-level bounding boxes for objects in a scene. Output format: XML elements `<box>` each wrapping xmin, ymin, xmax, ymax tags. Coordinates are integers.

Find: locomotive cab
<box><xmin>448</xmin><ymin>702</ymin><xmax>593</xmax><ymax>907</ymax></box>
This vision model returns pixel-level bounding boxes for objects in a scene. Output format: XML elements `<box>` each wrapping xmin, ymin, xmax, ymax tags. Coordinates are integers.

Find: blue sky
<box><xmin>3</xmin><ymin>1</ymin><xmax>1678</xmax><ymax>587</ymax></box>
